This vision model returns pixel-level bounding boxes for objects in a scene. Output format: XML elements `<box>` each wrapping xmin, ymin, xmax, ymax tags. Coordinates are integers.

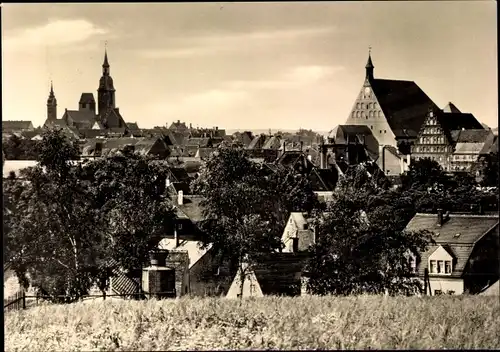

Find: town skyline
<box><xmin>2</xmin><ymin>2</ymin><xmax>497</xmax><ymax>131</ymax></box>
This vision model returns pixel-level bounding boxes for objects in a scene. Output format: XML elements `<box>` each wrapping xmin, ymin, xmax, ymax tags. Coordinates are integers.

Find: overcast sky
<box><xmin>2</xmin><ymin>2</ymin><xmax>497</xmax><ymax>131</ymax></box>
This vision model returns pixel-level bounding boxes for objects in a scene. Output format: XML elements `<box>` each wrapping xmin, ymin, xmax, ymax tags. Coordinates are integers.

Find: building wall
<box><xmin>411</xmin><ymin>111</ymin><xmax>454</xmax><ymax>170</ymax></box>
<box><xmin>428</xmin><ymin>277</ymin><xmax>464</xmax><ymax>295</ymax></box>
<box><xmin>282</xmin><ymin>217</ymin><xmax>298</xmax><ymax>253</ymax></box>
<box><xmin>345</xmin><ymin>82</ymin><xmax>397</xmax><ymax>147</ymax></box>
<box><xmin>378</xmin><ymin>147</ymin><xmax>404</xmax><ymax>176</ymax></box>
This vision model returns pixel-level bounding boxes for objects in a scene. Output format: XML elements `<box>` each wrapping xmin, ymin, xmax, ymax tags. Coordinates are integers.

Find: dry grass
<box><xmin>5</xmin><ymin>295</ymin><xmax>500</xmax><ymax>351</ymax></box>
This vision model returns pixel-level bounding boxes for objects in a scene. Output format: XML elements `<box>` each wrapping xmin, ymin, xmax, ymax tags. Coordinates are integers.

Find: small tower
<box><xmin>365</xmin><ymin>47</ymin><xmax>374</xmax><ymax>82</ymax></box>
<box><xmin>46</xmin><ymin>81</ymin><xmax>57</xmax><ymax>121</ymax></box>
<box><xmin>97</xmin><ymin>46</ymin><xmax>116</xmax><ymax>116</ymax></box>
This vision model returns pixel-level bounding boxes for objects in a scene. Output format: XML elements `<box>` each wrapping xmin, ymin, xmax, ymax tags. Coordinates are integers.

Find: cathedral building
<box><xmin>343</xmin><ymin>52</ymin><xmax>439</xmax><ymax>154</ymax></box>
<box><xmin>44</xmin><ymin>49</ymin><xmax>129</xmax><ymax>136</ymax></box>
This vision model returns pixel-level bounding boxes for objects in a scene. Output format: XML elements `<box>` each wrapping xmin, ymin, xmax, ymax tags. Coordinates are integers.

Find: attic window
<box><xmin>429</xmin><ymin>259</ymin><xmax>452</xmax><ymax>275</ymax></box>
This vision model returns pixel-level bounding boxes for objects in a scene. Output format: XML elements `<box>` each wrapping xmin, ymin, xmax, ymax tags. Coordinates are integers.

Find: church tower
<box><xmin>46</xmin><ymin>81</ymin><xmax>57</xmax><ymax>121</ymax></box>
<box><xmin>365</xmin><ymin>50</ymin><xmax>374</xmax><ymax>82</ymax></box>
<box><xmin>97</xmin><ymin>48</ymin><xmax>116</xmax><ymax>116</ymax></box>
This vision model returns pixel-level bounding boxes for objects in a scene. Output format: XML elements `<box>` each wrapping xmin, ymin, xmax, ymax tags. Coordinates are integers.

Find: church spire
<box><xmin>102</xmin><ymin>43</ymin><xmax>110</xmax><ymax>75</ymax></box>
<box><xmin>47</xmin><ymin>81</ymin><xmax>57</xmax><ymax>121</ymax></box>
<box><xmin>98</xmin><ymin>44</ymin><xmax>116</xmax><ymax>116</ymax></box>
<box><xmin>365</xmin><ymin>46</ymin><xmax>374</xmax><ymax>81</ymax></box>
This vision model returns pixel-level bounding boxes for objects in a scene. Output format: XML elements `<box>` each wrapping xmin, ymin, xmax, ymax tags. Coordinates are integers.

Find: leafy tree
<box><xmin>4</xmin><ymin>129</ymin><xmax>176</xmax><ymax>302</ymax></box>
<box><xmin>307</xmin><ymin>166</ymin><xmax>433</xmax><ymax>296</ymax></box>
<box><xmin>4</xmin><ymin>131</ymin><xmax>101</xmax><ymax>301</ymax></box>
<box><xmin>2</xmin><ymin>134</ymin><xmax>38</xmax><ymax>160</ymax></box>
<box><xmin>193</xmin><ymin>147</ymin><xmax>319</xmax><ymax>297</ymax></box>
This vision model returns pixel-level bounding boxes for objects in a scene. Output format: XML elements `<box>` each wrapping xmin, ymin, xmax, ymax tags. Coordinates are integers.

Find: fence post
<box><xmin>22</xmin><ymin>290</ymin><xmax>26</xmax><ymax>309</ymax></box>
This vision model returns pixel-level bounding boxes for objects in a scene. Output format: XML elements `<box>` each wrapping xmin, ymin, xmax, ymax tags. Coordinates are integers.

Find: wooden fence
<box><xmin>4</xmin><ymin>290</ymin><xmax>176</xmax><ymax>313</ymax></box>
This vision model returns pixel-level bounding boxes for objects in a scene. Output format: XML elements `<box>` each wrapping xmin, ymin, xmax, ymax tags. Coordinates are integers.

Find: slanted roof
<box><xmin>168</xmin><ymin>167</ymin><xmax>191</xmax><ymax>183</ymax></box>
<box><xmin>3</xmin><ymin>121</ymin><xmax>33</xmax><ymax>130</ymax></box>
<box><xmin>186</xmin><ymin>137</ymin><xmax>210</xmax><ymax>147</ymax></box>
<box><xmin>437</xmin><ymin>111</ymin><xmax>484</xmax><ymax>132</ymax></box>
<box><xmin>451</xmin><ymin>129</ymin><xmax>492</xmax><ymax>144</ymax></box>
<box><xmin>169</xmin><ymin>121</ymin><xmax>188</xmax><ymax>130</ymax></box>
<box><xmin>247</xmin><ymin>135</ymin><xmax>266</xmax><ymax>150</ymax></box>
<box><xmin>370</xmin><ymin>79</ymin><xmax>439</xmax><ymax>138</ymax></box>
<box><xmin>253</xmin><ymin>252</ymin><xmax>310</xmax><ymax>296</ymax></box>
<box><xmin>442</xmin><ymin>102</ymin><xmax>461</xmax><ymax>113</ymax></box>
<box><xmin>127</xmin><ymin>122</ymin><xmax>140</xmax><ymax>130</ymax></box>
<box><xmin>79</xmin><ymin>93</ymin><xmax>96</xmax><ymax>104</ymax></box>
<box><xmin>175</xmin><ymin>196</ymin><xmax>205</xmax><ymax>223</ymax></box>
<box><xmin>480</xmin><ymin>280</ymin><xmax>499</xmax><ymax>296</ymax></box>
<box><xmin>262</xmin><ymin>136</ymin><xmax>281</xmax><ymax>150</ymax></box>
<box><xmin>329</xmin><ymin>125</ymin><xmax>380</xmax><ymax>160</ymax></box>
<box><xmin>405</xmin><ymin>213</ymin><xmax>499</xmax><ymax>244</ymax></box>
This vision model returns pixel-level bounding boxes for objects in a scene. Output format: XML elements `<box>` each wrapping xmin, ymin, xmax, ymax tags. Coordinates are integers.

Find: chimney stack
<box><xmin>178</xmin><ymin>190</ymin><xmax>184</xmax><ymax>205</ymax></box>
<box><xmin>300</xmin><ymin>141</ymin><xmax>304</xmax><ymax>152</ymax></box>
<box><xmin>174</xmin><ymin>227</ymin><xmax>180</xmax><ymax>247</ymax></box>
<box><xmin>437</xmin><ymin>208</ymin><xmax>444</xmax><ymax>226</ymax></box>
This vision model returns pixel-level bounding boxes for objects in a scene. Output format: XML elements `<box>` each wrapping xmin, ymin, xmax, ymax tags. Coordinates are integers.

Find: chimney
<box><xmin>437</xmin><ymin>208</ymin><xmax>444</xmax><ymax>226</ymax></box>
<box><xmin>178</xmin><ymin>190</ymin><xmax>183</xmax><ymax>205</ymax></box>
<box><xmin>300</xmin><ymin>141</ymin><xmax>304</xmax><ymax>152</ymax></box>
<box><xmin>174</xmin><ymin>227</ymin><xmax>180</xmax><ymax>247</ymax></box>
<box><xmin>190</xmin><ymin>123</ymin><xmax>192</xmax><ymax>129</ymax></box>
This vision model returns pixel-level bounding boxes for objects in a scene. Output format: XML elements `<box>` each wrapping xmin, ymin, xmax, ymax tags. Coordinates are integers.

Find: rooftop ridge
<box><xmin>414</xmin><ymin>213</ymin><xmax>499</xmax><ymax>219</ymax></box>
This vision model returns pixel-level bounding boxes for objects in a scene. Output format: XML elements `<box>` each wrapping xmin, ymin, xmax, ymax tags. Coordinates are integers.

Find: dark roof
<box><xmin>168</xmin><ymin>167</ymin><xmax>191</xmax><ymax>183</ymax></box>
<box><xmin>262</xmin><ymin>136</ymin><xmax>282</xmax><ymax>150</ymax></box>
<box><xmin>169</xmin><ymin>121</ymin><xmax>188</xmax><ymax>130</ymax></box>
<box><xmin>127</xmin><ymin>122</ymin><xmax>140</xmax><ymax>131</ymax></box>
<box><xmin>79</xmin><ymin>93</ymin><xmax>95</xmax><ymax>104</ymax></box>
<box><xmin>65</xmin><ymin>110</ymin><xmax>96</xmax><ymax>126</ymax></box>
<box><xmin>175</xmin><ymin>196</ymin><xmax>205</xmax><ymax>222</ymax></box>
<box><xmin>107</xmin><ymin>258</ymin><xmax>141</xmax><ymax>296</ymax></box>
<box><xmin>450</xmin><ymin>129</ymin><xmax>492</xmax><ymax>143</ymax></box>
<box><xmin>312</xmin><ymin>168</ymin><xmax>338</xmax><ymax>192</ymax></box>
<box><xmin>330</xmin><ymin>125</ymin><xmax>380</xmax><ymax>160</ymax></box>
<box><xmin>3</xmin><ymin>121</ymin><xmax>33</xmax><ymax>130</ymax></box>
<box><xmin>405</xmin><ymin>213</ymin><xmax>498</xmax><ymax>245</ymax></box>
<box><xmin>186</xmin><ymin>137</ymin><xmax>210</xmax><ymax>147</ymax></box>
<box><xmin>370</xmin><ymin>79</ymin><xmax>439</xmax><ymax>138</ymax></box>
<box><xmin>248</xmin><ymin>135</ymin><xmax>267</xmax><ymax>150</ymax></box>
<box><xmin>443</xmin><ymin>102</ymin><xmax>461</xmax><ymax>113</ymax></box>
<box><xmin>437</xmin><ymin>111</ymin><xmax>484</xmax><ymax>133</ymax></box>
<box><xmin>253</xmin><ymin>252</ymin><xmax>310</xmax><ymax>296</ymax></box>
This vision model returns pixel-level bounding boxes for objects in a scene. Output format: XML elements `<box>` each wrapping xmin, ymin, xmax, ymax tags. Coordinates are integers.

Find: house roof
<box><xmin>196</xmin><ymin>147</ymin><xmax>215</xmax><ymax>159</ymax></box>
<box><xmin>480</xmin><ymin>280</ymin><xmax>499</xmax><ymax>296</ymax></box>
<box><xmin>3</xmin><ymin>121</ymin><xmax>33</xmax><ymax>130</ymax></box>
<box><xmin>450</xmin><ymin>129</ymin><xmax>492</xmax><ymax>144</ymax></box>
<box><xmin>329</xmin><ymin>125</ymin><xmax>380</xmax><ymax>160</ymax></box>
<box><xmin>174</xmin><ymin>196</ymin><xmax>205</xmax><ymax>223</ymax></box>
<box><xmin>127</xmin><ymin>122</ymin><xmax>140</xmax><ymax>131</ymax></box>
<box><xmin>437</xmin><ymin>111</ymin><xmax>484</xmax><ymax>133</ymax></box>
<box><xmin>247</xmin><ymin>135</ymin><xmax>266</xmax><ymax>150</ymax></box>
<box><xmin>405</xmin><ymin>213</ymin><xmax>499</xmax><ymax>245</ymax></box>
<box><xmin>79</xmin><ymin>93</ymin><xmax>95</xmax><ymax>104</ymax></box>
<box><xmin>65</xmin><ymin>110</ymin><xmax>96</xmax><ymax>124</ymax></box>
<box><xmin>107</xmin><ymin>258</ymin><xmax>141</xmax><ymax>296</ymax></box>
<box><xmin>186</xmin><ymin>138</ymin><xmax>210</xmax><ymax>147</ymax></box>
<box><xmin>45</xmin><ymin>119</ymin><xmax>68</xmax><ymax>128</ymax></box>
<box><xmin>252</xmin><ymin>252</ymin><xmax>310</xmax><ymax>296</ymax></box>
<box><xmin>169</xmin><ymin>121</ymin><xmax>188</xmax><ymax>130</ymax></box>
<box><xmin>442</xmin><ymin>102</ymin><xmax>461</xmax><ymax>113</ymax></box>
<box><xmin>370</xmin><ymin>79</ymin><xmax>439</xmax><ymax>138</ymax></box>
<box><xmin>416</xmin><ymin>243</ymin><xmax>474</xmax><ymax>278</ymax></box>
<box><xmin>262</xmin><ymin>136</ymin><xmax>282</xmax><ymax>150</ymax></box>
<box><xmin>168</xmin><ymin>167</ymin><xmax>191</xmax><ymax>183</ymax></box>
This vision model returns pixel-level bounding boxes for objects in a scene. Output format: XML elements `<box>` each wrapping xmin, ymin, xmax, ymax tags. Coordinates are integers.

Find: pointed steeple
<box><xmin>365</xmin><ymin>47</ymin><xmax>374</xmax><ymax>81</ymax></box>
<box><xmin>103</xmin><ymin>48</ymin><xmax>109</xmax><ymax>68</ymax></box>
<box><xmin>47</xmin><ymin>81</ymin><xmax>57</xmax><ymax>121</ymax></box>
<box><xmin>98</xmin><ymin>44</ymin><xmax>116</xmax><ymax>115</ymax></box>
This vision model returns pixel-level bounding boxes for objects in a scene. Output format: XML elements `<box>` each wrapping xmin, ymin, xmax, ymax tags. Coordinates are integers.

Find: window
<box><xmin>378</xmin><ymin>111</ymin><xmax>382</xmax><ymax>117</ymax></box>
<box><xmin>437</xmin><ymin>260</ymin><xmax>443</xmax><ymax>273</ymax></box>
<box><xmin>361</xmin><ymin>111</ymin><xmax>365</xmax><ymax>118</ymax></box>
<box><xmin>434</xmin><ymin>290</ymin><xmax>443</xmax><ymax>295</ymax></box>
<box><xmin>447</xmin><ymin>290</ymin><xmax>455</xmax><ymax>295</ymax></box>
<box><xmin>430</xmin><ymin>260</ymin><xmax>437</xmax><ymax>273</ymax></box>
<box><xmin>178</xmin><ymin>223</ymin><xmax>183</xmax><ymax>230</ymax></box>
<box><xmin>445</xmin><ymin>261</ymin><xmax>451</xmax><ymax>274</ymax></box>
<box><xmin>373</xmin><ymin>102</ymin><xmax>377</xmax><ymax>108</ymax></box>
<box><xmin>384</xmin><ymin>130</ymin><xmax>387</xmax><ymax>133</ymax></box>
<box><xmin>356</xmin><ymin>103</ymin><xmax>360</xmax><ymax>109</ymax></box>
<box><xmin>370</xmin><ymin>126</ymin><xmax>373</xmax><ymax>130</ymax></box>
<box><xmin>379</xmin><ymin>130</ymin><xmax>382</xmax><ymax>134</ymax></box>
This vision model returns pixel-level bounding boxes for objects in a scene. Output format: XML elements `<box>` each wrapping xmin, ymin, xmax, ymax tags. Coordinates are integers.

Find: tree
<box><xmin>192</xmin><ymin>147</ymin><xmax>319</xmax><ymax>297</ymax></box>
<box><xmin>4</xmin><ymin>130</ymin><xmax>101</xmax><ymax>301</ymax></box>
<box><xmin>306</xmin><ymin>165</ymin><xmax>433</xmax><ymax>296</ymax></box>
<box><xmin>4</xmin><ymin>129</ymin><xmax>176</xmax><ymax>302</ymax></box>
<box><xmin>2</xmin><ymin>134</ymin><xmax>39</xmax><ymax>160</ymax></box>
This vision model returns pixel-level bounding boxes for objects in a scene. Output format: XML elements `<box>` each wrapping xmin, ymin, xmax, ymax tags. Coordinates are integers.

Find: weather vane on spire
<box><xmin>369</xmin><ymin>45</ymin><xmax>372</xmax><ymax>55</ymax></box>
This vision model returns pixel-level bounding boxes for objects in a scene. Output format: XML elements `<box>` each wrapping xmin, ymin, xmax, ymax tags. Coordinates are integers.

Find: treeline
<box><xmin>3</xmin><ymin>134</ymin><xmax>39</xmax><ymax>160</ymax></box>
<box><xmin>3</xmin><ymin>128</ymin><xmax>498</xmax><ymax>301</ymax></box>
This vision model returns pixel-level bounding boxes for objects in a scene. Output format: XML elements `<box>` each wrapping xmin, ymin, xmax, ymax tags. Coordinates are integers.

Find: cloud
<box><xmin>3</xmin><ymin>19</ymin><xmax>109</xmax><ymax>52</ymax></box>
<box><xmin>224</xmin><ymin>65</ymin><xmax>345</xmax><ymax>91</ymax></box>
<box><xmin>285</xmin><ymin>65</ymin><xmax>345</xmax><ymax>83</ymax></box>
<box><xmin>137</xmin><ymin>26</ymin><xmax>337</xmax><ymax>59</ymax></box>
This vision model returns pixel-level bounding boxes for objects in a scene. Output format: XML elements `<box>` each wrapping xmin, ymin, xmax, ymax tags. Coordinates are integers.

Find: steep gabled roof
<box><xmin>329</xmin><ymin>125</ymin><xmax>380</xmax><ymax>161</ymax></box>
<box><xmin>442</xmin><ymin>102</ymin><xmax>461</xmax><ymax>113</ymax></box>
<box><xmin>79</xmin><ymin>93</ymin><xmax>96</xmax><ymax>104</ymax></box>
<box><xmin>262</xmin><ymin>136</ymin><xmax>282</xmax><ymax>150</ymax></box>
<box><xmin>370</xmin><ymin>79</ymin><xmax>439</xmax><ymax>138</ymax></box>
<box><xmin>450</xmin><ymin>129</ymin><xmax>492</xmax><ymax>144</ymax></box>
<box><xmin>127</xmin><ymin>122</ymin><xmax>140</xmax><ymax>131</ymax></box>
<box><xmin>436</xmin><ymin>111</ymin><xmax>484</xmax><ymax>134</ymax></box>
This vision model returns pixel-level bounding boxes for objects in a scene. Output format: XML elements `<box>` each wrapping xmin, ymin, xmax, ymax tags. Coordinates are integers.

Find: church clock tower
<box><xmin>46</xmin><ymin>81</ymin><xmax>57</xmax><ymax>121</ymax></box>
<box><xmin>97</xmin><ymin>48</ymin><xmax>116</xmax><ymax>116</ymax></box>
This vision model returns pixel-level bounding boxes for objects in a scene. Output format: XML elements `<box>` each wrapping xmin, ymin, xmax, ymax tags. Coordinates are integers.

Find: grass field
<box><xmin>4</xmin><ymin>295</ymin><xmax>500</xmax><ymax>351</ymax></box>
